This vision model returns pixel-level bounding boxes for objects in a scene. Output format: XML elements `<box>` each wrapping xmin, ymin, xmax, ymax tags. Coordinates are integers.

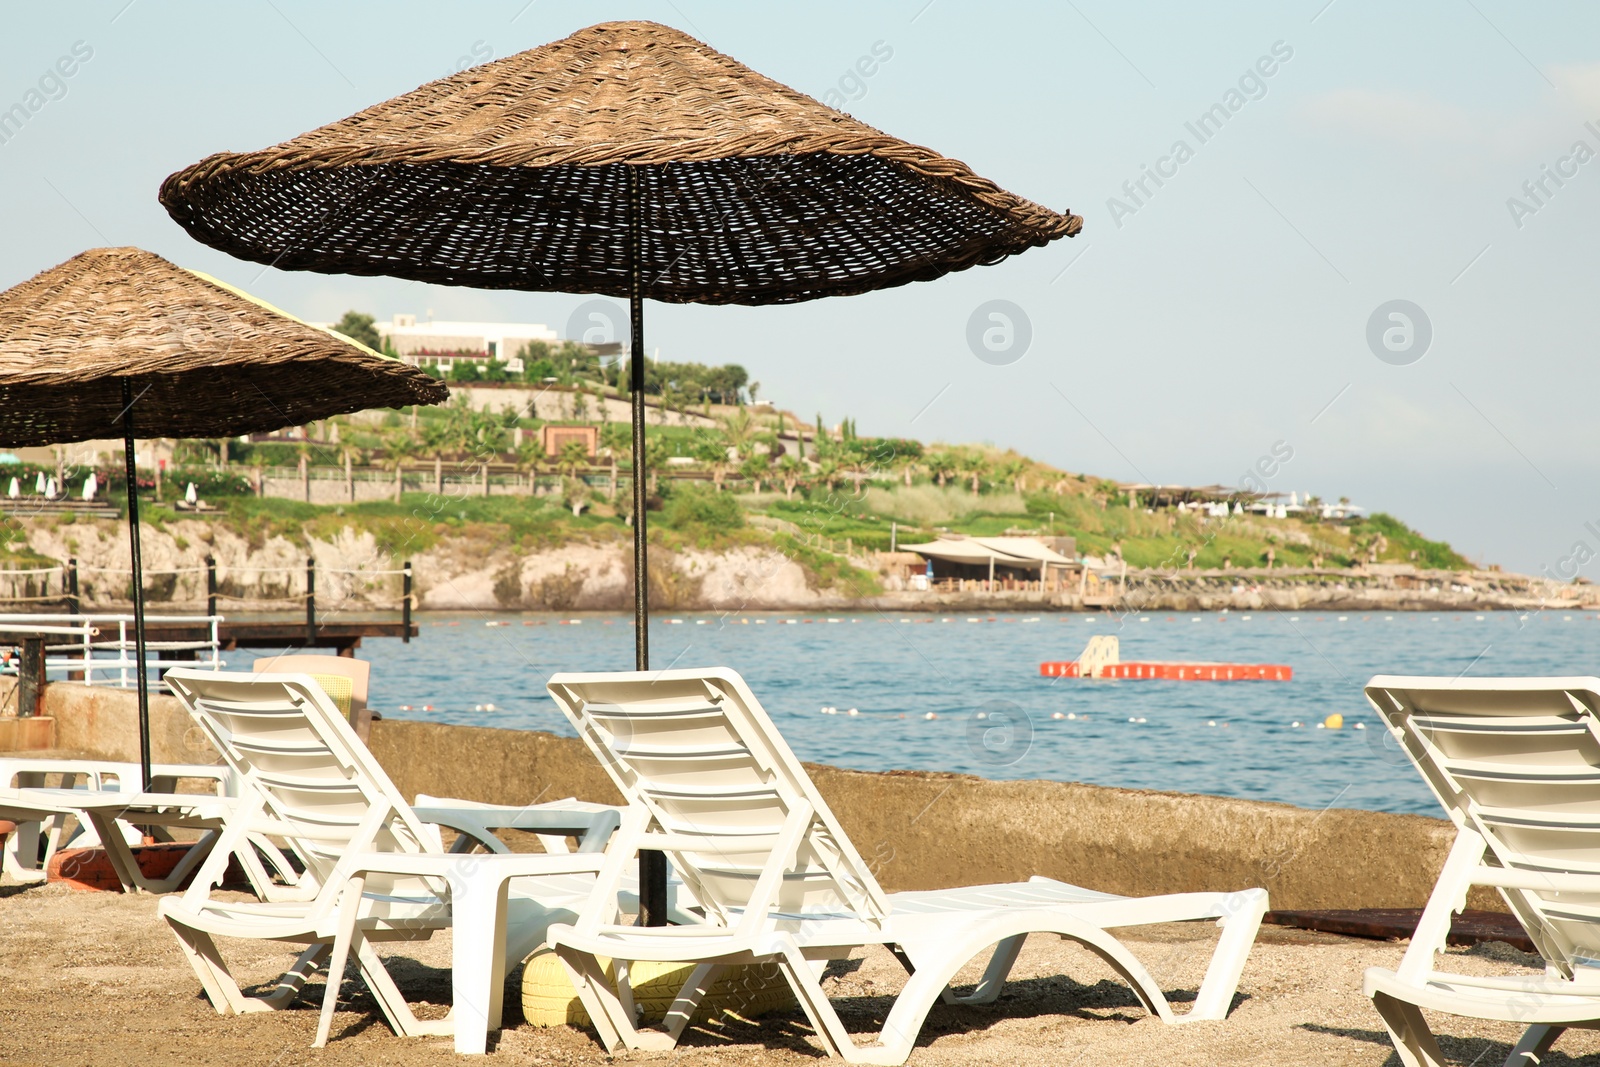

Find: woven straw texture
<box><xmin>0</xmin><ymin>246</ymin><xmax>448</xmax><ymax>447</ymax></box>
<box><xmin>160</xmin><ymin>20</ymin><xmax>1081</xmax><ymax>306</ymax></box>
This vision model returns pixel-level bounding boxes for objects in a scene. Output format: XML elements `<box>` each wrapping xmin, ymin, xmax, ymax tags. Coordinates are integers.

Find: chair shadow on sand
<box><xmin>1301</xmin><ymin>1022</ymin><xmax>1600</xmax><ymax>1067</ymax></box>
<box><xmin>657</xmin><ymin>974</ymin><xmax>1230</xmax><ymax>1057</ymax></box>
<box><xmin>245</xmin><ymin>950</ymin><xmax>1244</xmax><ymax>1057</ymax></box>
<box><xmin>243</xmin><ymin>954</ymin><xmax>456</xmax><ymax>1043</ymax></box>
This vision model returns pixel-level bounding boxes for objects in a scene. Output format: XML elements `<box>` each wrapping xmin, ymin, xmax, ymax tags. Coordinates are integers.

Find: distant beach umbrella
<box><xmin>184</xmin><ymin>481</ymin><xmax>197</xmax><ymax>504</ymax></box>
<box><xmin>34</xmin><ymin>472</ymin><xmax>45</xmax><ymax>494</ymax></box>
<box><xmin>82</xmin><ymin>472</ymin><xmax>96</xmax><ymax>500</ymax></box>
<box><xmin>44</xmin><ymin>477</ymin><xmax>55</xmax><ymax>498</ymax></box>
<box><xmin>160</xmin><ymin>19</ymin><xmax>1081</xmax><ymax>921</ymax></box>
<box><xmin>0</xmin><ymin>246</ymin><xmax>449</xmax><ymax>787</ymax></box>
<box><xmin>7</xmin><ymin>477</ymin><xmax>17</xmax><ymax>499</ymax></box>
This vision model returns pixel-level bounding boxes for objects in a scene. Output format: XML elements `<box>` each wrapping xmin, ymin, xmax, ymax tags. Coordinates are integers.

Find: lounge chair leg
<box><xmin>139</xmin><ymin>831</ymin><xmax>219</xmax><ymax>894</ymax></box>
<box><xmin>555</xmin><ymin>946</ymin><xmax>645</xmax><ymax>1053</ymax></box>
<box><xmin>316</xmin><ymin>878</ymin><xmax>365</xmax><ymax>1047</ymax></box>
<box><xmin>1182</xmin><ymin>888</ymin><xmax>1268</xmax><ymax>1022</ymax></box>
<box><xmin>165</xmin><ymin>918</ymin><xmax>252</xmax><ymax>1016</ymax></box>
<box><xmin>2</xmin><ymin>818</ymin><xmax>46</xmax><ymax>881</ymax></box>
<box><xmin>1369</xmin><ymin>991</ymin><xmax>1447</xmax><ymax>1067</ymax></box>
<box><xmin>1506</xmin><ymin>1024</ymin><xmax>1562</xmax><ymax>1066</ymax></box>
<box><xmin>776</xmin><ymin>939</ymin><xmax>923</xmax><ymax>1065</ymax></box>
<box><xmin>258</xmin><ymin>945</ymin><xmax>329</xmax><ymax>1009</ymax></box>
<box><xmin>661</xmin><ymin>963</ymin><xmax>720</xmax><ymax>1040</ymax></box>
<box><xmin>84</xmin><ymin>811</ymin><xmax>140</xmax><ymax>892</ymax></box>
<box><xmin>947</xmin><ymin>936</ymin><xmax>1024</xmax><ymax>1005</ymax></box>
<box><xmin>448</xmin><ymin>871</ymin><xmax>511</xmax><ymax>1054</ymax></box>
<box><xmin>353</xmin><ymin>936</ymin><xmax>448</xmax><ymax>1038</ymax></box>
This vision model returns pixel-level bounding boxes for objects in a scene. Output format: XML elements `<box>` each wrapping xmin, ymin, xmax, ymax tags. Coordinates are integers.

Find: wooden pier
<box><xmin>141</xmin><ymin>615</ymin><xmax>416</xmax><ymax>657</ymax></box>
<box><xmin>0</xmin><ymin>557</ymin><xmax>417</xmax><ymax>659</ymax></box>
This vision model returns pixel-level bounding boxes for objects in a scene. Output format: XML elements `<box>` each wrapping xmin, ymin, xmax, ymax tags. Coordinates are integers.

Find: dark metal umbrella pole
<box><xmin>628</xmin><ymin>165</ymin><xmax>670</xmax><ymax>927</ymax></box>
<box><xmin>119</xmin><ymin>378</ymin><xmax>153</xmax><ymax>790</ymax></box>
<box><xmin>629</xmin><ymin>166</ymin><xmax>649</xmax><ymax>672</ymax></box>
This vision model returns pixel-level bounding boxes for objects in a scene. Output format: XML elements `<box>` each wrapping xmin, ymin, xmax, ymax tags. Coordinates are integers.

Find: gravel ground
<box><xmin>3</xmin><ymin>880</ymin><xmax>1600</xmax><ymax>1067</ymax></box>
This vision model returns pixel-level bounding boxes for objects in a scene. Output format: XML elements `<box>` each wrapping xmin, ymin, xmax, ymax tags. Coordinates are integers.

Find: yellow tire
<box><xmin>521</xmin><ymin>949</ymin><xmax>795</xmax><ymax>1029</ymax></box>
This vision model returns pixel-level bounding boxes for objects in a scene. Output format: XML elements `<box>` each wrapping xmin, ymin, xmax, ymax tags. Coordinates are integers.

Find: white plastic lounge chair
<box><xmin>544</xmin><ymin>668</ymin><xmax>1268</xmax><ymax>1065</ymax></box>
<box><xmin>0</xmin><ymin>758</ymin><xmax>246</xmax><ymax>892</ymax></box>
<box><xmin>1363</xmin><ymin>676</ymin><xmax>1600</xmax><ymax>1067</ymax></box>
<box><xmin>159</xmin><ymin>668</ymin><xmax>672</xmax><ymax>1054</ymax></box>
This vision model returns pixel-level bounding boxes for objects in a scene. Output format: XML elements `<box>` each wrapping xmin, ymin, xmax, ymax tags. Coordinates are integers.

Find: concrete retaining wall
<box><xmin>16</xmin><ymin>680</ymin><xmax>1494</xmax><ymax>911</ymax></box>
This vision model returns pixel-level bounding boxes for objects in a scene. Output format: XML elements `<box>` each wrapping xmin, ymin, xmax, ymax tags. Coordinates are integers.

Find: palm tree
<box><xmin>815</xmin><ymin>457</ymin><xmax>840</xmax><ymax>493</ymax></box>
<box><xmin>693</xmin><ymin>435</ymin><xmax>732</xmax><ymax>492</ymax></box>
<box><xmin>925</xmin><ymin>451</ymin><xmax>956</xmax><ymax>488</ymax></box>
<box><xmin>720</xmin><ymin>408</ymin><xmax>757</xmax><ymax>459</ymax></box>
<box><xmin>842</xmin><ymin>446</ymin><xmax>874</xmax><ymax>496</ymax></box>
<box><xmin>513</xmin><ymin>438</ymin><xmax>546</xmax><ymax>495</ymax></box>
<box><xmin>895</xmin><ymin>451</ymin><xmax>918</xmax><ymax>487</ymax></box>
<box><xmin>379</xmin><ymin>429</ymin><xmax>418</xmax><ymax>503</ymax></box>
<box><xmin>739</xmin><ymin>452</ymin><xmax>771</xmax><ymax>494</ymax></box>
<box><xmin>420</xmin><ymin>418</ymin><xmax>452</xmax><ymax>495</ymax></box>
<box><xmin>958</xmin><ymin>451</ymin><xmax>987</xmax><ymax>496</ymax></box>
<box><xmin>995</xmin><ymin>458</ymin><xmax>1027</xmax><ymax>494</ymax></box>
<box><xmin>600</xmin><ymin>421</ymin><xmax>630</xmax><ymax>500</ymax></box>
<box><xmin>777</xmin><ymin>455</ymin><xmax>804</xmax><ymax>500</ymax></box>
<box><xmin>556</xmin><ymin>438</ymin><xmax>592</xmax><ymax>482</ymax></box>
<box><xmin>293</xmin><ymin>436</ymin><xmax>315</xmax><ymax>503</ymax></box>
<box><xmin>641</xmin><ymin>436</ymin><xmax>665</xmax><ymax>495</ymax></box>
<box><xmin>336</xmin><ymin>438</ymin><xmax>366</xmax><ymax>502</ymax></box>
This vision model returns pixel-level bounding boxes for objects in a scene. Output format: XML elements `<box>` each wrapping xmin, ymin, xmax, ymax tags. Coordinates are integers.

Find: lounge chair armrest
<box><xmin>344</xmin><ymin>851</ymin><xmax>608</xmax><ymax>880</ymax></box>
<box><xmin>414</xmin><ymin>798</ymin><xmax>622</xmax><ymax>852</ymax></box>
<box><xmin>414</xmin><ymin>803</ymin><xmax>619</xmax><ymax>837</ymax></box>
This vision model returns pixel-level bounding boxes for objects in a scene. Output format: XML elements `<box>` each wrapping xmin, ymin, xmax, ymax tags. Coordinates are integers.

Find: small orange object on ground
<box><xmin>47</xmin><ymin>843</ymin><xmax>201</xmax><ymax>892</ymax></box>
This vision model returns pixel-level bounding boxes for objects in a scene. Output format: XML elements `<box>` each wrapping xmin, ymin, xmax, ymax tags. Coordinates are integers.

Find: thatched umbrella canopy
<box><xmin>159</xmin><ymin>20</ymin><xmax>1079</xmax><ymax>922</ymax></box>
<box><xmin>0</xmin><ymin>246</ymin><xmax>448</xmax><ymax>785</ymax></box>
<box><xmin>158</xmin><ymin>21</ymin><xmax>1080</xmax><ymax>303</ymax></box>
<box><xmin>0</xmin><ymin>246</ymin><xmax>446</xmax><ymax>445</ymax></box>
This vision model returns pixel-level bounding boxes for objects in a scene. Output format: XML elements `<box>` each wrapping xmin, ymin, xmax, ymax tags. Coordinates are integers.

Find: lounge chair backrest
<box><xmin>165</xmin><ymin>668</ymin><xmax>440</xmax><ymax>902</ymax></box>
<box><xmin>252</xmin><ymin>654</ymin><xmax>370</xmax><ymax>720</ymax></box>
<box><xmin>548</xmin><ymin>668</ymin><xmax>889</xmax><ymax>929</ymax></box>
<box><xmin>1366</xmin><ymin>675</ymin><xmax>1600</xmax><ymax>971</ymax></box>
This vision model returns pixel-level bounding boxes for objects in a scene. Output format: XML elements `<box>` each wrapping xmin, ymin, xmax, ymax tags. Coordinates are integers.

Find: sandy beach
<box><xmin>4</xmin><ymin>881</ymin><xmax>1598</xmax><ymax>1066</ymax></box>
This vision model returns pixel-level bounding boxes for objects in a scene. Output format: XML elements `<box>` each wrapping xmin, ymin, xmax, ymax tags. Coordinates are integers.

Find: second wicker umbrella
<box><xmin>0</xmin><ymin>247</ymin><xmax>449</xmax><ymax>786</ymax></box>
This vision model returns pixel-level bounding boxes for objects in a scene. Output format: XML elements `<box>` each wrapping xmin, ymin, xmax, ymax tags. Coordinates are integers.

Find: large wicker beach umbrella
<box><xmin>159</xmin><ymin>20</ymin><xmax>1080</xmax><ymax>918</ymax></box>
<box><xmin>0</xmin><ymin>246</ymin><xmax>449</xmax><ymax>787</ymax></box>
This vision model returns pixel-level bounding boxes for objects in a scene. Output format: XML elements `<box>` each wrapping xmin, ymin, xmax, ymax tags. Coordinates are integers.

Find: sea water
<box><xmin>360</xmin><ymin>609</ymin><xmax>1600</xmax><ymax>816</ymax></box>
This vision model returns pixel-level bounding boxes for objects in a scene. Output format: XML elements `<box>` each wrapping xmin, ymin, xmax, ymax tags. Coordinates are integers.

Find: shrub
<box><xmin>660</xmin><ymin>483</ymin><xmax>744</xmax><ymax>536</ymax></box>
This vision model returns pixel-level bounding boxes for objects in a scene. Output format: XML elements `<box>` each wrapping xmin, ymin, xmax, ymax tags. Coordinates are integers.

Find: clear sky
<box><xmin>3</xmin><ymin>1</ymin><xmax>1597</xmax><ymax>576</ymax></box>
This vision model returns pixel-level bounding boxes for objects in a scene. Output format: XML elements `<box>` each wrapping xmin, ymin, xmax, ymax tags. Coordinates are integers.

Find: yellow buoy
<box><xmin>521</xmin><ymin>949</ymin><xmax>795</xmax><ymax>1028</ymax></box>
<box><xmin>1323</xmin><ymin>713</ymin><xmax>1343</xmax><ymax>730</ymax></box>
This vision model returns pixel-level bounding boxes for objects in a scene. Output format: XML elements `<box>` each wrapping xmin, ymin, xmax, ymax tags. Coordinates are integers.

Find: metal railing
<box><xmin>0</xmin><ymin>613</ymin><xmax>224</xmax><ymax>690</ymax></box>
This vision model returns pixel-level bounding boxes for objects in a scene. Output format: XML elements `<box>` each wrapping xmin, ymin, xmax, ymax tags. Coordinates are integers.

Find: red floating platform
<box><xmin>1040</xmin><ymin>661</ymin><xmax>1292</xmax><ymax>681</ymax></box>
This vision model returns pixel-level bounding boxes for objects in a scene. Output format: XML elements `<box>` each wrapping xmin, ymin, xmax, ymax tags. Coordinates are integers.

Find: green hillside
<box><xmin>0</xmin><ymin>347</ymin><xmax>1473</xmax><ymax>582</ymax></box>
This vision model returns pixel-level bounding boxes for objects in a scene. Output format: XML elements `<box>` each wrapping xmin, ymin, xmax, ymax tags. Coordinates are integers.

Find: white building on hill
<box><xmin>374</xmin><ymin>314</ymin><xmax>559</xmax><ymax>373</ymax></box>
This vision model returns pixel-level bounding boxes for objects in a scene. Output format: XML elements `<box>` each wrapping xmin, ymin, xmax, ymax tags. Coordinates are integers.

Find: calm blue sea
<box><xmin>358</xmin><ymin>609</ymin><xmax>1600</xmax><ymax>817</ymax></box>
